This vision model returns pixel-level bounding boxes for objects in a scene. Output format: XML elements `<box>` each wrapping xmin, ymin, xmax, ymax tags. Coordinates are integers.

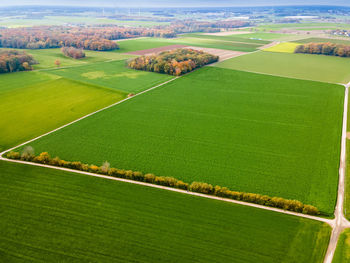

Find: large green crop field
<box><xmin>183</xmin><ymin>33</ymin><xmax>270</xmax><ymax>44</ymax></box>
<box><xmin>47</xmin><ymin>60</ymin><xmax>174</xmax><ymax>93</ymax></box>
<box><xmin>0</xmin><ymin>73</ymin><xmax>126</xmax><ymax>152</ymax></box>
<box><xmin>116</xmin><ymin>36</ymin><xmax>262</xmax><ymax>53</ymax></box>
<box><xmin>0</xmin><ymin>161</ymin><xmax>331</xmax><ymax>263</ymax></box>
<box><xmin>0</xmin><ymin>48</ymin><xmax>133</xmax><ymax>70</ymax></box>
<box><xmin>23</xmin><ymin>67</ymin><xmax>343</xmax><ymax>215</ymax></box>
<box><xmin>216</xmin><ymin>51</ymin><xmax>350</xmax><ymax>83</ymax></box>
<box><xmin>333</xmin><ymin>229</ymin><xmax>350</xmax><ymax>263</ymax></box>
<box><xmin>294</xmin><ymin>37</ymin><xmax>350</xmax><ymax>45</ymax></box>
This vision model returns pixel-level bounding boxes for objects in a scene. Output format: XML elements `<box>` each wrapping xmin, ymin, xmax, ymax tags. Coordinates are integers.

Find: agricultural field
<box><xmin>0</xmin><ymin>73</ymin><xmax>126</xmax><ymax>152</ymax></box>
<box><xmin>216</xmin><ymin>51</ymin><xmax>350</xmax><ymax>83</ymax></box>
<box><xmin>116</xmin><ymin>36</ymin><xmax>264</xmax><ymax>53</ymax></box>
<box><xmin>46</xmin><ymin>60</ymin><xmax>174</xmax><ymax>93</ymax></box>
<box><xmin>263</xmin><ymin>42</ymin><xmax>301</xmax><ymax>53</ymax></box>
<box><xmin>236</xmin><ymin>32</ymin><xmax>299</xmax><ymax>41</ymax></box>
<box><xmin>22</xmin><ymin>67</ymin><xmax>344</xmax><ymax>215</ymax></box>
<box><xmin>184</xmin><ymin>33</ymin><xmax>270</xmax><ymax>44</ymax></box>
<box><xmin>0</xmin><ymin>161</ymin><xmax>331</xmax><ymax>263</ymax></box>
<box><xmin>294</xmin><ymin>37</ymin><xmax>350</xmax><ymax>45</ymax></box>
<box><xmin>333</xmin><ymin>229</ymin><xmax>350</xmax><ymax>263</ymax></box>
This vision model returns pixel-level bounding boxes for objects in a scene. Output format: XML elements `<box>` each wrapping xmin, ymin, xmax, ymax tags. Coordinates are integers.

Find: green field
<box><xmin>0</xmin><ymin>73</ymin><xmax>126</xmax><ymax>152</ymax></box>
<box><xmin>116</xmin><ymin>36</ymin><xmax>262</xmax><ymax>53</ymax></box>
<box><xmin>346</xmin><ymin>141</ymin><xmax>350</xmax><ymax>220</ymax></box>
<box><xmin>231</xmin><ymin>32</ymin><xmax>298</xmax><ymax>41</ymax></box>
<box><xmin>23</xmin><ymin>67</ymin><xmax>343</xmax><ymax>215</ymax></box>
<box><xmin>294</xmin><ymin>37</ymin><xmax>350</xmax><ymax>45</ymax></box>
<box><xmin>264</xmin><ymin>42</ymin><xmax>300</xmax><ymax>53</ymax></box>
<box><xmin>333</xmin><ymin>229</ymin><xmax>350</xmax><ymax>263</ymax></box>
<box><xmin>216</xmin><ymin>51</ymin><xmax>350</xmax><ymax>84</ymax></box>
<box><xmin>184</xmin><ymin>33</ymin><xmax>270</xmax><ymax>44</ymax></box>
<box><xmin>0</xmin><ymin>48</ymin><xmax>133</xmax><ymax>70</ymax></box>
<box><xmin>46</xmin><ymin>60</ymin><xmax>174</xmax><ymax>93</ymax></box>
<box><xmin>0</xmin><ymin>161</ymin><xmax>331</xmax><ymax>262</ymax></box>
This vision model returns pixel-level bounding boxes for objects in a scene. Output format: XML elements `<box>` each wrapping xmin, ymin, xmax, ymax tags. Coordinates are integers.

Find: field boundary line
<box><xmin>0</xmin><ymin>157</ymin><xmax>334</xmax><ymax>226</ymax></box>
<box><xmin>323</xmin><ymin>84</ymin><xmax>350</xmax><ymax>263</ymax></box>
<box><xmin>0</xmin><ymin>77</ymin><xmax>179</xmax><ymax>156</ymax></box>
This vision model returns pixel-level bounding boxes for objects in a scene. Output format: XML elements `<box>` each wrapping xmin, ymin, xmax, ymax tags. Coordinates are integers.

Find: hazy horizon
<box><xmin>2</xmin><ymin>0</ymin><xmax>350</xmax><ymax>8</ymax></box>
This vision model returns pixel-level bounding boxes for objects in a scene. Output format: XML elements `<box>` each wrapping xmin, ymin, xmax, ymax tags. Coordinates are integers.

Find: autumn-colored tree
<box><xmin>54</xmin><ymin>59</ymin><xmax>61</xmax><ymax>68</ymax></box>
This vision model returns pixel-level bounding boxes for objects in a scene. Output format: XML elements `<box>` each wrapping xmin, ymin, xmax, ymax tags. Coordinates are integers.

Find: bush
<box><xmin>61</xmin><ymin>47</ymin><xmax>85</xmax><ymax>59</ymax></box>
<box><xmin>2</xmin><ymin>150</ymin><xmax>321</xmax><ymax>216</ymax></box>
<box><xmin>189</xmin><ymin>182</ymin><xmax>214</xmax><ymax>194</ymax></box>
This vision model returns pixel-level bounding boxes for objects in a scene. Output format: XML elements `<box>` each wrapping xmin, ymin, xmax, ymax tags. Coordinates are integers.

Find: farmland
<box><xmin>263</xmin><ymin>42</ymin><xmax>300</xmax><ymax>53</ymax></box>
<box><xmin>22</xmin><ymin>67</ymin><xmax>343</xmax><ymax>215</ymax></box>
<box><xmin>47</xmin><ymin>60</ymin><xmax>174</xmax><ymax>93</ymax></box>
<box><xmin>0</xmin><ymin>161</ymin><xmax>331</xmax><ymax>263</ymax></box>
<box><xmin>333</xmin><ymin>229</ymin><xmax>350</xmax><ymax>263</ymax></box>
<box><xmin>294</xmin><ymin>37</ymin><xmax>350</xmax><ymax>45</ymax></box>
<box><xmin>0</xmin><ymin>74</ymin><xmax>126</xmax><ymax>152</ymax></box>
<box><xmin>216</xmin><ymin>51</ymin><xmax>350</xmax><ymax>83</ymax></box>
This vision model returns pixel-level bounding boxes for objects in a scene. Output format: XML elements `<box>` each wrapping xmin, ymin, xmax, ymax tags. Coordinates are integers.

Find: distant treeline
<box><xmin>61</xmin><ymin>47</ymin><xmax>85</xmax><ymax>59</ymax></box>
<box><xmin>127</xmin><ymin>48</ymin><xmax>219</xmax><ymax>76</ymax></box>
<box><xmin>4</xmin><ymin>147</ymin><xmax>320</xmax><ymax>216</ymax></box>
<box><xmin>0</xmin><ymin>26</ymin><xmax>175</xmax><ymax>51</ymax></box>
<box><xmin>0</xmin><ymin>50</ymin><xmax>37</xmax><ymax>74</ymax></box>
<box><xmin>295</xmin><ymin>42</ymin><xmax>350</xmax><ymax>57</ymax></box>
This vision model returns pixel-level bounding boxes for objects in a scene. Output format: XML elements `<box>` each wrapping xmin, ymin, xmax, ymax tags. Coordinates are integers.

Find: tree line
<box><xmin>0</xmin><ymin>50</ymin><xmax>37</xmax><ymax>74</ymax></box>
<box><xmin>5</xmin><ymin>147</ymin><xmax>320</xmax><ymax>216</ymax></box>
<box><xmin>61</xmin><ymin>47</ymin><xmax>85</xmax><ymax>59</ymax></box>
<box><xmin>295</xmin><ymin>42</ymin><xmax>350</xmax><ymax>57</ymax></box>
<box><xmin>127</xmin><ymin>48</ymin><xmax>219</xmax><ymax>76</ymax></box>
<box><xmin>0</xmin><ymin>26</ymin><xmax>176</xmax><ymax>51</ymax></box>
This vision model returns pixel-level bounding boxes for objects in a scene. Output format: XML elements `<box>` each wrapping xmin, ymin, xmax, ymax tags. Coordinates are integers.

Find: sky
<box><xmin>2</xmin><ymin>0</ymin><xmax>350</xmax><ymax>7</ymax></box>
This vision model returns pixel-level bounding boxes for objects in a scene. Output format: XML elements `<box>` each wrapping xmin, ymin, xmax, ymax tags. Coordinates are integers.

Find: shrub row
<box><xmin>295</xmin><ymin>42</ymin><xmax>350</xmax><ymax>57</ymax></box>
<box><xmin>5</xmin><ymin>148</ymin><xmax>320</xmax><ymax>216</ymax></box>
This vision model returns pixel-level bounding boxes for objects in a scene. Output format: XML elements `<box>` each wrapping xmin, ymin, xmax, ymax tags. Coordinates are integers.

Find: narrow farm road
<box><xmin>323</xmin><ymin>83</ymin><xmax>350</xmax><ymax>263</ymax></box>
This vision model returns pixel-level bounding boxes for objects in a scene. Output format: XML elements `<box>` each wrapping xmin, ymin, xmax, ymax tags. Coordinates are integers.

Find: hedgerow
<box><xmin>4</xmin><ymin>150</ymin><xmax>320</xmax><ymax>216</ymax></box>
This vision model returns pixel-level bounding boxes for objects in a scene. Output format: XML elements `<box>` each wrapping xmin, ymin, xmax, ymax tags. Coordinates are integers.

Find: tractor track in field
<box><xmin>1</xmin><ymin>51</ymin><xmax>349</xmax><ymax>263</ymax></box>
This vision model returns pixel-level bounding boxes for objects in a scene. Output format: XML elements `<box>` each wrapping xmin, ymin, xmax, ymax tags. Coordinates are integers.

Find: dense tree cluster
<box><xmin>295</xmin><ymin>42</ymin><xmax>350</xmax><ymax>57</ymax></box>
<box><xmin>61</xmin><ymin>47</ymin><xmax>85</xmax><ymax>59</ymax></box>
<box><xmin>0</xmin><ymin>50</ymin><xmax>37</xmax><ymax>73</ymax></box>
<box><xmin>127</xmin><ymin>48</ymin><xmax>219</xmax><ymax>76</ymax></box>
<box><xmin>5</xmin><ymin>149</ymin><xmax>320</xmax><ymax>216</ymax></box>
<box><xmin>0</xmin><ymin>26</ymin><xmax>176</xmax><ymax>51</ymax></box>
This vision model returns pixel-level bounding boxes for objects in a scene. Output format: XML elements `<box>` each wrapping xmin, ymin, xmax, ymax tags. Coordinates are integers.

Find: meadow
<box><xmin>23</xmin><ymin>67</ymin><xmax>344</xmax><ymax>215</ymax></box>
<box><xmin>294</xmin><ymin>37</ymin><xmax>350</xmax><ymax>45</ymax></box>
<box><xmin>216</xmin><ymin>51</ymin><xmax>350</xmax><ymax>83</ymax></box>
<box><xmin>236</xmin><ymin>32</ymin><xmax>299</xmax><ymax>41</ymax></box>
<box><xmin>183</xmin><ymin>33</ymin><xmax>270</xmax><ymax>44</ymax></box>
<box><xmin>47</xmin><ymin>60</ymin><xmax>174</xmax><ymax>93</ymax></box>
<box><xmin>333</xmin><ymin>229</ymin><xmax>350</xmax><ymax>263</ymax></box>
<box><xmin>116</xmin><ymin>36</ymin><xmax>263</xmax><ymax>53</ymax></box>
<box><xmin>0</xmin><ymin>161</ymin><xmax>331</xmax><ymax>263</ymax></box>
<box><xmin>0</xmin><ymin>74</ymin><xmax>126</xmax><ymax>152</ymax></box>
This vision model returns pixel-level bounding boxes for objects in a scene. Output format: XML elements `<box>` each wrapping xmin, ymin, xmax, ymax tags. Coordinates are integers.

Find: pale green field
<box><xmin>333</xmin><ymin>229</ymin><xmax>350</xmax><ymax>263</ymax></box>
<box><xmin>216</xmin><ymin>51</ymin><xmax>350</xmax><ymax>84</ymax></box>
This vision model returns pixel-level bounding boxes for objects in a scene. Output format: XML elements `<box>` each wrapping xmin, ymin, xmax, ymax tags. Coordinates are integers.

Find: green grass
<box><xmin>264</xmin><ymin>42</ymin><xmax>301</xmax><ymax>53</ymax></box>
<box><xmin>333</xmin><ymin>229</ymin><xmax>350</xmax><ymax>263</ymax></box>
<box><xmin>0</xmin><ymin>74</ymin><xmax>126</xmax><ymax>152</ymax></box>
<box><xmin>345</xmin><ymin>141</ymin><xmax>350</xmax><ymax>220</ymax></box>
<box><xmin>294</xmin><ymin>37</ymin><xmax>350</xmax><ymax>45</ymax></box>
<box><xmin>184</xmin><ymin>33</ymin><xmax>270</xmax><ymax>44</ymax></box>
<box><xmin>0</xmin><ymin>161</ymin><xmax>331</xmax><ymax>263</ymax></box>
<box><xmin>116</xmin><ymin>37</ymin><xmax>262</xmax><ymax>53</ymax></box>
<box><xmin>0</xmin><ymin>48</ymin><xmax>133</xmax><ymax>70</ymax></box>
<box><xmin>216</xmin><ymin>51</ymin><xmax>350</xmax><ymax>84</ymax></box>
<box><xmin>23</xmin><ymin>67</ymin><xmax>343</xmax><ymax>215</ymax></box>
<box><xmin>46</xmin><ymin>60</ymin><xmax>174</xmax><ymax>93</ymax></box>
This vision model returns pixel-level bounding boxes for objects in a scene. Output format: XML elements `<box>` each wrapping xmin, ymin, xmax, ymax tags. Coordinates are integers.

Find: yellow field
<box><xmin>264</xmin><ymin>42</ymin><xmax>300</xmax><ymax>53</ymax></box>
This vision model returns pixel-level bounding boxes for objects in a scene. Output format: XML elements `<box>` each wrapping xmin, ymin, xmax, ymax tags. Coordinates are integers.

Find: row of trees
<box><xmin>295</xmin><ymin>42</ymin><xmax>350</xmax><ymax>57</ymax></box>
<box><xmin>0</xmin><ymin>50</ymin><xmax>37</xmax><ymax>74</ymax></box>
<box><xmin>5</xmin><ymin>148</ymin><xmax>320</xmax><ymax>215</ymax></box>
<box><xmin>61</xmin><ymin>47</ymin><xmax>85</xmax><ymax>59</ymax></box>
<box><xmin>0</xmin><ymin>25</ymin><xmax>176</xmax><ymax>51</ymax></box>
<box><xmin>127</xmin><ymin>48</ymin><xmax>219</xmax><ymax>76</ymax></box>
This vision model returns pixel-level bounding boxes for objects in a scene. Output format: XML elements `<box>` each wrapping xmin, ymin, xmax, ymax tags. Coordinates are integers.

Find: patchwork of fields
<box><xmin>22</xmin><ymin>67</ymin><xmax>344</xmax><ymax>215</ymax></box>
<box><xmin>0</xmin><ymin>161</ymin><xmax>331</xmax><ymax>263</ymax></box>
<box><xmin>2</xmin><ymin>29</ymin><xmax>350</xmax><ymax>262</ymax></box>
<box><xmin>216</xmin><ymin>51</ymin><xmax>350</xmax><ymax>83</ymax></box>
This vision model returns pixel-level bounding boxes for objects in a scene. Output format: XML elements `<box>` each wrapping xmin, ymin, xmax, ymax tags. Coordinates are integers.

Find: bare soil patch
<box><xmin>126</xmin><ymin>45</ymin><xmax>188</xmax><ymax>55</ymax></box>
<box><xmin>201</xmin><ymin>31</ymin><xmax>251</xmax><ymax>36</ymax></box>
<box><xmin>184</xmin><ymin>46</ymin><xmax>247</xmax><ymax>61</ymax></box>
